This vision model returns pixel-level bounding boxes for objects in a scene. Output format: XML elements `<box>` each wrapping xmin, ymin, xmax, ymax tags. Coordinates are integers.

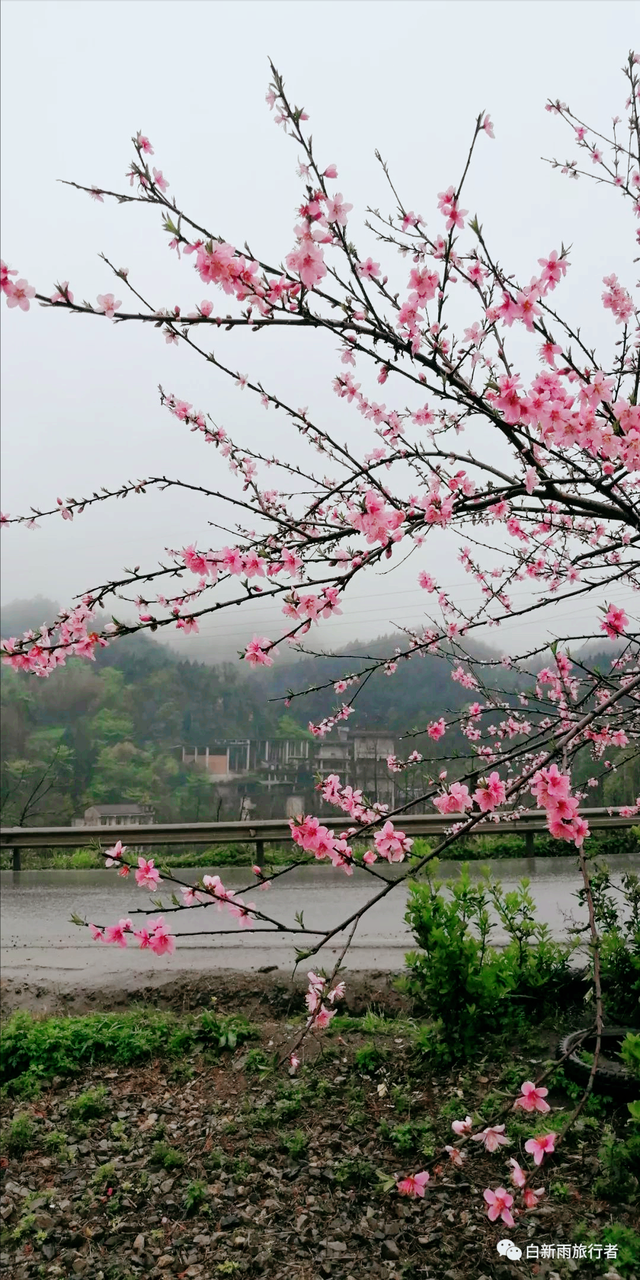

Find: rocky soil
<box><xmin>1</xmin><ymin>984</ymin><xmax>637</xmax><ymax>1280</ymax></box>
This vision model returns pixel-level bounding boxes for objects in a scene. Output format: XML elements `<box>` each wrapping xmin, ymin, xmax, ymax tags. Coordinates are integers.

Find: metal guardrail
<box><xmin>0</xmin><ymin>808</ymin><xmax>635</xmax><ymax>870</ymax></box>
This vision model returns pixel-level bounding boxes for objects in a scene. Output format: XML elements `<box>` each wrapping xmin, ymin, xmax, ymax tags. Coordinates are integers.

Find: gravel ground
<box><xmin>1</xmin><ymin>986</ymin><xmax>637</xmax><ymax>1280</ymax></box>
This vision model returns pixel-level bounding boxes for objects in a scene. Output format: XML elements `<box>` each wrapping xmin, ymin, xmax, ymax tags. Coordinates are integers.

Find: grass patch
<box><xmin>0</xmin><ymin>1008</ymin><xmax>258</xmax><ymax>1094</ymax></box>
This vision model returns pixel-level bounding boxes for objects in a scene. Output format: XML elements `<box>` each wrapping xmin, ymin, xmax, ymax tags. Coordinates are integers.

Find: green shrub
<box><xmin>3</xmin><ymin>1113</ymin><xmax>36</xmax><ymax>1155</ymax></box>
<box><xmin>69</xmin><ymin>1086</ymin><xmax>108</xmax><ymax>1122</ymax></box>
<box><xmin>184</xmin><ymin>1179</ymin><xmax>208</xmax><ymax>1213</ymax></box>
<box><xmin>354</xmin><ymin>1042</ymin><xmax>387</xmax><ymax>1073</ymax></box>
<box><xmin>150</xmin><ymin>1141</ymin><xmax>185</xmax><ymax>1170</ymax></box>
<box><xmin>404</xmin><ymin>864</ymin><xmax>576</xmax><ymax>1061</ymax></box>
<box><xmin>574</xmin><ymin>867</ymin><xmax>640</xmax><ymax>1022</ymax></box>
<box><xmin>0</xmin><ymin>1007</ymin><xmax>258</xmax><ymax>1092</ymax></box>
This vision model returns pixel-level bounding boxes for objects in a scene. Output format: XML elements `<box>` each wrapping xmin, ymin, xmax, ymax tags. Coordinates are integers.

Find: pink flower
<box><xmin>374</xmin><ymin>820</ymin><xmax>413</xmax><ymax>862</ymax></box>
<box><xmin>524</xmin><ymin>1132</ymin><xmax>556</xmax><ymax>1166</ymax></box>
<box><xmin>51</xmin><ymin>283</ymin><xmax>74</xmax><ymax>305</ymax></box>
<box><xmin>600</xmin><ymin>604</ymin><xmax>628</xmax><ymax>638</ymax></box>
<box><xmin>473</xmin><ymin>771</ymin><xmax>506</xmax><ymax>813</ymax></box>
<box><xmin>418</xmin><ymin>572</ymin><xmax>436</xmax><ymax>592</ymax></box>
<box><xmin>289</xmin><ymin>1052</ymin><xmax>300</xmax><ymax>1072</ymax></box>
<box><xmin>5</xmin><ymin>279</ymin><xmax>36</xmax><ymax>311</ymax></box>
<box><xmin>325</xmin><ymin>193</ymin><xmax>353</xmax><ymax>225</ymax></box>
<box><xmin>285</xmin><ymin>241</ymin><xmax>327</xmax><ymax>290</ymax></box>
<box><xmin>472</xmin><ymin>1125</ymin><xmax>510</xmax><ymax>1153</ymax></box>
<box><xmin>523</xmin><ymin>1186</ymin><xmax>545</xmax><ymax>1208</ymax></box>
<box><xmin>152</xmin><ymin>167</ymin><xmax>169</xmax><ymax>192</ymax></box>
<box><xmin>356</xmin><ymin>257</ymin><xmax>381</xmax><ymax>278</ymax></box>
<box><xmin>136</xmin><ymin>132</ymin><xmax>154</xmax><ymax>154</ymax></box>
<box><xmin>104</xmin><ymin>840</ymin><xmax>127</xmax><ymax>867</ymax></box>
<box><xmin>243</xmin><ymin>636</ymin><xmax>274</xmax><ymax>667</ymax></box>
<box><xmin>89</xmin><ymin>923</ymin><xmax>104</xmax><ymax>941</ymax></box>
<box><xmin>433</xmin><ymin>782</ymin><xmax>472</xmax><ymax>815</ymax></box>
<box><xmin>96</xmin><ymin>293</ymin><xmax>122</xmax><ymax>319</ymax></box>
<box><xmin>508</xmin><ymin>1158</ymin><xmax>526</xmax><ymax>1188</ymax></box>
<box><xmin>483</xmin><ymin>1187</ymin><xmax>514</xmax><ymax>1227</ymax></box>
<box><xmin>482</xmin><ymin>114</ymin><xmax>495</xmax><ymax>138</ymax></box>
<box><xmin>323</xmin><ymin>164</ymin><xmax>338</xmax><ymax>179</ymax></box>
<box><xmin>451</xmin><ymin>1115</ymin><xmax>473</xmax><ymax>1136</ymax></box>
<box><xmin>397</xmin><ymin>1171</ymin><xmax>430</xmax><ymax>1198</ymax></box>
<box><xmin>104</xmin><ymin>918</ymin><xmax>133</xmax><ymax>948</ymax></box>
<box><xmin>1</xmin><ymin>260</ymin><xmax>18</xmax><ymax>293</ymax></box>
<box><xmin>135</xmin><ymin>857</ymin><xmax>162</xmax><ymax>891</ymax></box>
<box><xmin>514</xmin><ymin>1081</ymin><xmax>550</xmax><ymax>1114</ymax></box>
<box><xmin>147</xmin><ymin>916</ymin><xmax>176</xmax><ymax>957</ymax></box>
<box><xmin>444</xmin><ymin>1145</ymin><xmax>467</xmax><ymax>1167</ymax></box>
<box><xmin>427</xmin><ymin>718</ymin><xmax>446</xmax><ymax>741</ymax></box>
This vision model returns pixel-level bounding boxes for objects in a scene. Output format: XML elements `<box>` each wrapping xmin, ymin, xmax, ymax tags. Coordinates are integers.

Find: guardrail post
<box><xmin>11</xmin><ymin>847</ymin><xmax>21</xmax><ymax>872</ymax></box>
<box><xmin>256</xmin><ymin>839</ymin><xmax>264</xmax><ymax>864</ymax></box>
<box><xmin>525</xmin><ymin>830</ymin><xmax>535</xmax><ymax>858</ymax></box>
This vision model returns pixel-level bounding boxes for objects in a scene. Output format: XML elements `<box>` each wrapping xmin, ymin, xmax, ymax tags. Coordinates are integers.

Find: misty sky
<box><xmin>1</xmin><ymin>0</ymin><xmax>636</xmax><ymax>663</ymax></box>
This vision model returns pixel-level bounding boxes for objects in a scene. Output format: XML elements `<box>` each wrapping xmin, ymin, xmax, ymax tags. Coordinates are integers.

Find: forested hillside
<box><xmin>1</xmin><ymin>599</ymin><xmax>636</xmax><ymax>825</ymax></box>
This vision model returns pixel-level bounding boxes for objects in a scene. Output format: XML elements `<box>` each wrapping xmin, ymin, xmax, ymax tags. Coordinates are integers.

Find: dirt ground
<box><xmin>0</xmin><ymin>974</ymin><xmax>637</xmax><ymax>1280</ymax></box>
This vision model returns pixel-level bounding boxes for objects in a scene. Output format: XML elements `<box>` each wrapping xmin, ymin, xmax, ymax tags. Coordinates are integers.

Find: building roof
<box><xmin>84</xmin><ymin>804</ymin><xmax>154</xmax><ymax>816</ymax></box>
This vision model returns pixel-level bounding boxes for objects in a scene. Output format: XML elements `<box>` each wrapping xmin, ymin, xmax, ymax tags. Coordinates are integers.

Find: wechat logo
<box><xmin>497</xmin><ymin>1240</ymin><xmax>522</xmax><ymax>1260</ymax></box>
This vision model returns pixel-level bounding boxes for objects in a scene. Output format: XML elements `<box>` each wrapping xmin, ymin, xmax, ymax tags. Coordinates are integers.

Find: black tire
<box><xmin>557</xmin><ymin>1026</ymin><xmax>639</xmax><ymax>1099</ymax></box>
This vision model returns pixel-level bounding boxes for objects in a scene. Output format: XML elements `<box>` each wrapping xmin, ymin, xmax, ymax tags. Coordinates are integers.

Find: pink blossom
<box><xmin>285</xmin><ymin>241</ymin><xmax>327</xmax><ymax>289</ymax></box>
<box><xmin>451</xmin><ymin>1115</ymin><xmax>473</xmax><ymax>1136</ymax></box>
<box><xmin>89</xmin><ymin>923</ymin><xmax>104</xmax><ymax>941</ymax></box>
<box><xmin>147</xmin><ymin>916</ymin><xmax>176</xmax><ymax>957</ymax></box>
<box><xmin>135</xmin><ymin>857</ymin><xmax>162</xmax><ymax>891</ymax></box>
<box><xmin>523</xmin><ymin>1186</ymin><xmax>545</xmax><ymax>1208</ymax></box>
<box><xmin>427</xmin><ymin>718</ymin><xmax>446</xmax><ymax>741</ymax></box>
<box><xmin>397</xmin><ymin>1171</ymin><xmax>430</xmax><ymax>1198</ymax></box>
<box><xmin>50</xmin><ymin>283</ymin><xmax>74</xmax><ymax>304</ymax></box>
<box><xmin>325</xmin><ymin>193</ymin><xmax>353</xmax><ymax>225</ymax></box>
<box><xmin>444</xmin><ymin>1145</ymin><xmax>467</xmax><ymax>1167</ymax></box>
<box><xmin>374</xmin><ymin>820</ymin><xmax>413</xmax><ymax>862</ymax></box>
<box><xmin>152</xmin><ymin>168</ymin><xmax>169</xmax><ymax>192</ymax></box>
<box><xmin>357</xmin><ymin>257</ymin><xmax>381</xmax><ymax>278</ymax></box>
<box><xmin>508</xmin><ymin>1158</ymin><xmax>526</xmax><ymax>1188</ymax></box>
<box><xmin>524</xmin><ymin>1132</ymin><xmax>556</xmax><ymax>1165</ymax></box>
<box><xmin>1</xmin><ymin>260</ymin><xmax>18</xmax><ymax>293</ymax></box>
<box><xmin>481</xmin><ymin>114</ymin><xmax>495</xmax><ymax>138</ymax></box>
<box><xmin>472</xmin><ymin>1125</ymin><xmax>510</xmax><ymax>1153</ymax></box>
<box><xmin>104</xmin><ymin>840</ymin><xmax>127</xmax><ymax>867</ymax></box>
<box><xmin>136</xmin><ymin>133</ymin><xmax>154</xmax><ymax>154</ymax></box>
<box><xmin>104</xmin><ymin>918</ymin><xmax>133</xmax><ymax>948</ymax></box>
<box><xmin>514</xmin><ymin>1081</ymin><xmax>550</xmax><ymax>1114</ymax></box>
<box><xmin>433</xmin><ymin>782</ymin><xmax>472</xmax><ymax>815</ymax></box>
<box><xmin>243</xmin><ymin>636</ymin><xmax>274</xmax><ymax>667</ymax></box>
<box><xmin>96</xmin><ymin>293</ymin><xmax>122</xmax><ymax>319</ymax></box>
<box><xmin>5</xmin><ymin>279</ymin><xmax>36</xmax><ymax>311</ymax></box>
<box><xmin>600</xmin><ymin>604</ymin><xmax>628</xmax><ymax>638</ymax></box>
<box><xmin>289</xmin><ymin>1052</ymin><xmax>300</xmax><ymax>1072</ymax></box>
<box><xmin>418</xmin><ymin>571</ymin><xmax>436</xmax><ymax>592</ymax></box>
<box><xmin>483</xmin><ymin>1187</ymin><xmax>514</xmax><ymax>1227</ymax></box>
<box><xmin>323</xmin><ymin>164</ymin><xmax>338</xmax><ymax>179</ymax></box>
<box><xmin>472</xmin><ymin>771</ymin><xmax>506</xmax><ymax>813</ymax></box>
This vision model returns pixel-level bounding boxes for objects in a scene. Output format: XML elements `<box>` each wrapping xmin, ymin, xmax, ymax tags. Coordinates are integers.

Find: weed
<box><xmin>150</xmin><ymin>1140</ymin><xmax>185</xmax><ymax>1171</ymax></box>
<box><xmin>354</xmin><ymin>1042</ymin><xmax>387</xmax><ymax>1073</ymax></box>
<box><xmin>550</xmin><ymin>1182</ymin><xmax>571</xmax><ymax>1201</ymax></box>
<box><xmin>184</xmin><ymin>1180</ymin><xmax>208</xmax><ymax>1214</ymax></box>
<box><xmin>44</xmin><ymin>1130</ymin><xmax>68</xmax><ymax>1151</ymax></box>
<box><xmin>70</xmin><ymin>1085</ymin><xmax>108</xmax><ymax>1122</ymax></box>
<box><xmin>280</xmin><ymin>1129</ymin><xmax>307</xmax><ymax>1158</ymax></box>
<box><xmin>0</xmin><ymin>1007</ymin><xmax>257</xmax><ymax>1093</ymax></box>
<box><xmin>334</xmin><ymin>1157</ymin><xmax>376</xmax><ymax>1187</ymax></box>
<box><xmin>92</xmin><ymin>1161</ymin><xmax>116</xmax><ymax>1186</ymax></box>
<box><xmin>4</xmin><ymin>1113</ymin><xmax>36</xmax><ymax>1155</ymax></box>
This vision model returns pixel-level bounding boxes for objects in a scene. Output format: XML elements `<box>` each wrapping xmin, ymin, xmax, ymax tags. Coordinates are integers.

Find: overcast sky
<box><xmin>1</xmin><ymin>0</ymin><xmax>636</xmax><ymax>663</ymax></box>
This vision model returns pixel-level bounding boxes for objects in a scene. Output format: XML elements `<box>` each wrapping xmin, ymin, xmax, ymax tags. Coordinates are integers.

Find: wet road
<box><xmin>2</xmin><ymin>854</ymin><xmax>636</xmax><ymax>988</ymax></box>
